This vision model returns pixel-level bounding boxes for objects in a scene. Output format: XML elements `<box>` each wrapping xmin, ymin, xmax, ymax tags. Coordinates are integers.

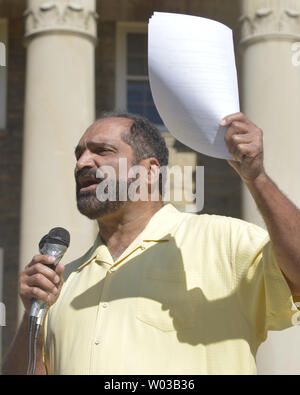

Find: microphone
<box><xmin>29</xmin><ymin>227</ymin><xmax>70</xmax><ymax>318</ymax></box>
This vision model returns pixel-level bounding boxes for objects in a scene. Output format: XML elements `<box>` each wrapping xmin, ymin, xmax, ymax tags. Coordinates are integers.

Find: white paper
<box><xmin>148</xmin><ymin>12</ymin><xmax>240</xmax><ymax>160</ymax></box>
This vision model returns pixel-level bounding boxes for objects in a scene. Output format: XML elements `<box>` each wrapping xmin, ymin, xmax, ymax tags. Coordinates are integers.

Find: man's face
<box><xmin>75</xmin><ymin>117</ymin><xmax>136</xmax><ymax>219</ymax></box>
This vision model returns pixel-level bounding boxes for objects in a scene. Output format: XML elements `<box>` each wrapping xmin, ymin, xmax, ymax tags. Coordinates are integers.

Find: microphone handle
<box><xmin>30</xmin><ymin>244</ymin><xmax>67</xmax><ymax>318</ymax></box>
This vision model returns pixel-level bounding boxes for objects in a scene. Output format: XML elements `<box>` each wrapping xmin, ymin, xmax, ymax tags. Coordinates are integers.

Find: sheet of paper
<box><xmin>148</xmin><ymin>12</ymin><xmax>240</xmax><ymax>160</ymax></box>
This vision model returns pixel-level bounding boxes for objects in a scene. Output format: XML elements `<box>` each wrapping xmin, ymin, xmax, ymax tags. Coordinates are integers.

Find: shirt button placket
<box><xmin>91</xmin><ymin>269</ymin><xmax>111</xmax><ymax>374</ymax></box>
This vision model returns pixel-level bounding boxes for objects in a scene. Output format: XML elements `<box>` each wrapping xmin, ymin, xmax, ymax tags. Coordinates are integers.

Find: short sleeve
<box><xmin>231</xmin><ymin>219</ymin><xmax>299</xmax><ymax>344</ymax></box>
<box><xmin>261</xmin><ymin>241</ymin><xmax>300</xmax><ymax>331</ymax></box>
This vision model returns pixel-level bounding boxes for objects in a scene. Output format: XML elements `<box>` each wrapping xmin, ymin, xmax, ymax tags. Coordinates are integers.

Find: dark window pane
<box><xmin>146</xmin><ymin>84</ymin><xmax>155</xmax><ymax>102</ymax></box>
<box><xmin>127</xmin><ymin>57</ymin><xmax>148</xmax><ymax>75</ymax></box>
<box><xmin>127</xmin><ymin>81</ymin><xmax>147</xmax><ymax>107</ymax></box>
<box><xmin>127</xmin><ymin>81</ymin><xmax>163</xmax><ymax>125</ymax></box>
<box><xmin>127</xmin><ymin>34</ymin><xmax>147</xmax><ymax>55</ymax></box>
<box><xmin>145</xmin><ymin>105</ymin><xmax>163</xmax><ymax>125</ymax></box>
<box><xmin>127</xmin><ymin>33</ymin><xmax>148</xmax><ymax>76</ymax></box>
<box><xmin>127</xmin><ymin>104</ymin><xmax>144</xmax><ymax>116</ymax></box>
<box><xmin>127</xmin><ymin>82</ymin><xmax>144</xmax><ymax>103</ymax></box>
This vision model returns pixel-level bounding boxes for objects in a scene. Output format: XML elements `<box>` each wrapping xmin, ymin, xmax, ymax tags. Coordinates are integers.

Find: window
<box><xmin>0</xmin><ymin>19</ymin><xmax>7</xmax><ymax>130</ymax></box>
<box><xmin>115</xmin><ymin>23</ymin><xmax>163</xmax><ymax>126</ymax></box>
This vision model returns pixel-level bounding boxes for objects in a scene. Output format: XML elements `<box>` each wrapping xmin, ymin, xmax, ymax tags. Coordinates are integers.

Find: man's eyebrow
<box><xmin>74</xmin><ymin>145</ymin><xmax>83</xmax><ymax>156</ymax></box>
<box><xmin>74</xmin><ymin>142</ymin><xmax>117</xmax><ymax>156</ymax></box>
<box><xmin>86</xmin><ymin>141</ymin><xmax>117</xmax><ymax>150</ymax></box>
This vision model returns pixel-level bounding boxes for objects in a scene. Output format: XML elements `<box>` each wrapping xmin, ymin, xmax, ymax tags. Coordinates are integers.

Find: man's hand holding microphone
<box><xmin>19</xmin><ymin>253</ymin><xmax>64</xmax><ymax>316</ymax></box>
<box><xmin>2</xmin><ymin>228</ymin><xmax>69</xmax><ymax>375</ymax></box>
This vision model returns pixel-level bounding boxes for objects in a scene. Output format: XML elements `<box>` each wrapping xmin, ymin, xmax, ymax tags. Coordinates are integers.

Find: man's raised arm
<box><xmin>222</xmin><ymin>112</ymin><xmax>300</xmax><ymax>296</ymax></box>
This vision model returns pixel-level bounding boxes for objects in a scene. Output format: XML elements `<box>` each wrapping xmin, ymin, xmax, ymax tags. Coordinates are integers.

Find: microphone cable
<box><xmin>26</xmin><ymin>306</ymin><xmax>46</xmax><ymax>375</ymax></box>
<box><xmin>32</xmin><ymin>307</ymin><xmax>46</xmax><ymax>375</ymax></box>
<box><xmin>32</xmin><ymin>324</ymin><xmax>39</xmax><ymax>375</ymax></box>
<box><xmin>26</xmin><ymin>315</ymin><xmax>36</xmax><ymax>375</ymax></box>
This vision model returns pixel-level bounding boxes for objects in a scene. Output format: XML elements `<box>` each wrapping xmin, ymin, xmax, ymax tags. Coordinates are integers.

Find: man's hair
<box><xmin>98</xmin><ymin>111</ymin><xmax>169</xmax><ymax>195</ymax></box>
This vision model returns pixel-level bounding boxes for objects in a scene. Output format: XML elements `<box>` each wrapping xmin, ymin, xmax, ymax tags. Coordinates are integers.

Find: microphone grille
<box><xmin>39</xmin><ymin>227</ymin><xmax>70</xmax><ymax>250</ymax></box>
<box><xmin>48</xmin><ymin>227</ymin><xmax>70</xmax><ymax>247</ymax></box>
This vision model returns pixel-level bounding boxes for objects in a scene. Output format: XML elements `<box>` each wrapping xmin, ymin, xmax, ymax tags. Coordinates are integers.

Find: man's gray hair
<box><xmin>97</xmin><ymin>111</ymin><xmax>169</xmax><ymax>195</ymax></box>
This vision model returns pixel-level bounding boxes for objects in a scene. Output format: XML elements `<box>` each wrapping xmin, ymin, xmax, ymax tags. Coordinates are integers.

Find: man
<box><xmin>3</xmin><ymin>112</ymin><xmax>300</xmax><ymax>375</ymax></box>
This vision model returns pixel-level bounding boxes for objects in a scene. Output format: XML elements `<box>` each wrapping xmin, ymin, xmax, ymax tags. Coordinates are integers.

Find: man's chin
<box><xmin>76</xmin><ymin>194</ymin><xmax>125</xmax><ymax>220</ymax></box>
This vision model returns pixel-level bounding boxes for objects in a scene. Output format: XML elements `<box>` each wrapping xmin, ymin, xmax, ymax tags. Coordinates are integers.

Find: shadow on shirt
<box><xmin>66</xmin><ymin>235</ymin><xmax>271</xmax><ymax>356</ymax></box>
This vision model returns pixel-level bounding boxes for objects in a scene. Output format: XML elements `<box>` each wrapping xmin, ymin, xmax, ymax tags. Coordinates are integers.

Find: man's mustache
<box><xmin>75</xmin><ymin>167</ymin><xmax>135</xmax><ymax>189</ymax></box>
<box><xmin>75</xmin><ymin>168</ymin><xmax>97</xmax><ymax>183</ymax></box>
<box><xmin>75</xmin><ymin>168</ymin><xmax>103</xmax><ymax>190</ymax></box>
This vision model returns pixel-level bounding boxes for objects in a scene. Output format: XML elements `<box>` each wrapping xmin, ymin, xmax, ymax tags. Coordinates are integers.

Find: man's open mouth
<box><xmin>77</xmin><ymin>176</ymin><xmax>99</xmax><ymax>192</ymax></box>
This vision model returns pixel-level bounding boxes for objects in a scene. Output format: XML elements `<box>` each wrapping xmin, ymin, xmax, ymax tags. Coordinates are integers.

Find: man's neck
<box><xmin>97</xmin><ymin>201</ymin><xmax>163</xmax><ymax>261</ymax></box>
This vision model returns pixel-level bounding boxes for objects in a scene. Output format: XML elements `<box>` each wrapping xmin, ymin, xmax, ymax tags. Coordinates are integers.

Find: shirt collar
<box><xmin>77</xmin><ymin>204</ymin><xmax>182</xmax><ymax>272</ymax></box>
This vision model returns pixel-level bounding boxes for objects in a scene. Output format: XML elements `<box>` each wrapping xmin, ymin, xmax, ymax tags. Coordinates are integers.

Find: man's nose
<box><xmin>76</xmin><ymin>150</ymin><xmax>95</xmax><ymax>171</ymax></box>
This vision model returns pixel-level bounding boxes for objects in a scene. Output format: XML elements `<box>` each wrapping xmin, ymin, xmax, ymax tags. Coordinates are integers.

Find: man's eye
<box><xmin>97</xmin><ymin>148</ymin><xmax>112</xmax><ymax>154</ymax></box>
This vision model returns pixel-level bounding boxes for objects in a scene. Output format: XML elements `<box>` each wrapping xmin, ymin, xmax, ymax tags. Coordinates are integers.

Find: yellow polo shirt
<box><xmin>44</xmin><ymin>204</ymin><xmax>299</xmax><ymax>375</ymax></box>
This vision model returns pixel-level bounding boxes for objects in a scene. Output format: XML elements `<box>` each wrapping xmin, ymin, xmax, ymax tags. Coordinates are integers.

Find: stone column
<box><xmin>239</xmin><ymin>0</ymin><xmax>300</xmax><ymax>374</ymax></box>
<box><xmin>20</xmin><ymin>0</ymin><xmax>98</xmax><ymax>316</ymax></box>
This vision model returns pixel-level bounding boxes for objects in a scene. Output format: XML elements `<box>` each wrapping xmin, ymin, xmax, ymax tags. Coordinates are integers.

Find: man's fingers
<box><xmin>55</xmin><ymin>263</ymin><xmax>65</xmax><ymax>277</ymax></box>
<box><xmin>27</xmin><ymin>254</ymin><xmax>56</xmax><ymax>268</ymax></box>
<box><xmin>220</xmin><ymin>112</ymin><xmax>250</xmax><ymax>127</ymax></box>
<box><xmin>229</xmin><ymin>142</ymin><xmax>259</xmax><ymax>163</ymax></box>
<box><xmin>20</xmin><ymin>284</ymin><xmax>50</xmax><ymax>304</ymax></box>
<box><xmin>25</xmin><ymin>262</ymin><xmax>64</xmax><ymax>282</ymax></box>
<box><xmin>225</xmin><ymin>131</ymin><xmax>254</xmax><ymax>152</ymax></box>
<box><xmin>20</xmin><ymin>255</ymin><xmax>65</xmax><ymax>313</ymax></box>
<box><xmin>25</xmin><ymin>263</ymin><xmax>58</xmax><ymax>282</ymax></box>
<box><xmin>225</xmin><ymin>125</ymin><xmax>252</xmax><ymax>145</ymax></box>
<box><xmin>226</xmin><ymin>121</ymin><xmax>249</xmax><ymax>134</ymax></box>
<box><xmin>27</xmin><ymin>272</ymin><xmax>59</xmax><ymax>294</ymax></box>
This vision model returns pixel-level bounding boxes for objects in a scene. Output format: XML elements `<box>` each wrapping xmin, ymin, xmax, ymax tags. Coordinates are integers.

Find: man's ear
<box><xmin>143</xmin><ymin>158</ymin><xmax>161</xmax><ymax>201</ymax></box>
<box><xmin>140</xmin><ymin>157</ymin><xmax>160</xmax><ymax>184</ymax></box>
